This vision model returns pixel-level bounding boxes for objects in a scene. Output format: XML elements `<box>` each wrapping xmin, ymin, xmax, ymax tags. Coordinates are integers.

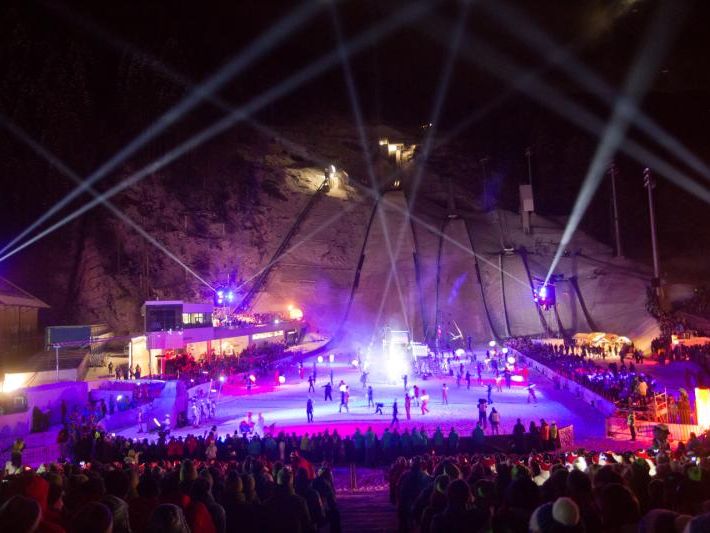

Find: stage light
<box><xmin>696</xmin><ymin>388</ymin><xmax>710</xmax><ymax>428</ymax></box>
<box><xmin>249</xmin><ymin>374</ymin><xmax>256</xmax><ymax>383</ymax></box>
<box><xmin>219</xmin><ymin>375</ymin><xmax>226</xmax><ymax>383</ymax></box>
<box><xmin>317</xmin><ymin>356</ymin><xmax>324</xmax><ymax>363</ymax></box>
<box><xmin>329</xmin><ymin>353</ymin><xmax>335</xmax><ymax>363</ymax></box>
<box><xmin>274</xmin><ymin>318</ymin><xmax>280</xmax><ymax>324</ymax></box>
<box><xmin>455</xmin><ymin>348</ymin><xmax>465</xmax><ymax>357</ymax></box>
<box><xmin>511</xmin><ymin>375</ymin><xmax>525</xmax><ymax>383</ymax></box>
<box><xmin>278</xmin><ymin>375</ymin><xmax>286</xmax><ymax>384</ymax></box>
<box><xmin>117</xmin><ymin>395</ymin><xmax>123</xmax><ymax>401</ymax></box>
<box><xmin>288</xmin><ymin>306</ymin><xmax>304</xmax><ymax>320</ymax></box>
<box><xmin>502</xmin><ymin>347</ymin><xmax>509</xmax><ymax>354</ymax></box>
<box><xmin>227</xmin><ymin>291</ymin><xmax>234</xmax><ymax>302</ymax></box>
<box><xmin>507</xmin><ymin>356</ymin><xmax>516</xmax><ymax>365</ymax></box>
<box><xmin>351</xmin><ymin>359</ymin><xmax>359</xmax><ymax>367</ymax></box>
<box><xmin>489</xmin><ymin>340</ymin><xmax>496</xmax><ymax>347</ymax></box>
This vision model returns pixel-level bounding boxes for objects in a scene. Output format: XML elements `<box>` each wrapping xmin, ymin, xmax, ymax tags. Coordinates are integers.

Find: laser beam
<box><xmin>1</xmin><ymin>0</ymin><xmax>323</xmax><ymax>256</ymax></box>
<box><xmin>0</xmin><ymin>0</ymin><xmax>437</xmax><ymax>264</ymax></box>
<box><xmin>0</xmin><ymin>116</ymin><xmax>215</xmax><ymax>290</ymax></box>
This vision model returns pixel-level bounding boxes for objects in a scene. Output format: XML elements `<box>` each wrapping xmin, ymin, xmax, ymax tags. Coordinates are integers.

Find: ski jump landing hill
<box><xmin>249</xmin><ymin>184</ymin><xmax>658</xmax><ymax>351</ymax></box>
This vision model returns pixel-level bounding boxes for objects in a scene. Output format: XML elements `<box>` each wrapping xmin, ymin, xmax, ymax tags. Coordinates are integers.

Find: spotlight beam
<box><xmin>0</xmin><ymin>116</ymin><xmax>215</xmax><ymax>290</ymax></box>
<box><xmin>545</xmin><ymin>0</ymin><xmax>684</xmax><ymax>283</ymax></box>
<box><xmin>0</xmin><ymin>0</ymin><xmax>437</xmax><ymax>264</ymax></box>
<box><xmin>418</xmin><ymin>18</ymin><xmax>710</xmax><ymax>204</ymax></box>
<box><xmin>373</xmin><ymin>0</ymin><xmax>471</xmax><ymax>331</ymax></box>
<box><xmin>55</xmin><ymin>0</ymin><xmax>556</xmax><ymax>294</ymax></box>
<box><xmin>0</xmin><ymin>0</ymin><xmax>324</xmax><ymax>256</ymax></box>
<box><xmin>329</xmin><ymin>0</ymin><xmax>410</xmax><ymax>332</ymax></box>
<box><xmin>480</xmin><ymin>0</ymin><xmax>710</xmax><ymax>183</ymax></box>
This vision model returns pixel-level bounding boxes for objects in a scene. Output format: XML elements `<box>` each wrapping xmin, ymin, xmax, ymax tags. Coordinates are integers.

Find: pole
<box><xmin>54</xmin><ymin>344</ymin><xmax>60</xmax><ymax>382</ymax></box>
<box><xmin>609</xmin><ymin>163</ymin><xmax>624</xmax><ymax>258</ymax></box>
<box><xmin>643</xmin><ymin>168</ymin><xmax>662</xmax><ymax>297</ymax></box>
<box><xmin>525</xmin><ymin>147</ymin><xmax>533</xmax><ymax>187</ymax></box>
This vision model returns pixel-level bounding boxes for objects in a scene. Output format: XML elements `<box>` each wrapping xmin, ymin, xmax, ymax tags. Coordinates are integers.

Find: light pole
<box><xmin>643</xmin><ymin>168</ymin><xmax>662</xmax><ymax>298</ymax></box>
<box><xmin>609</xmin><ymin>163</ymin><xmax>624</xmax><ymax>258</ymax></box>
<box><xmin>54</xmin><ymin>344</ymin><xmax>60</xmax><ymax>382</ymax></box>
<box><xmin>525</xmin><ymin>147</ymin><xmax>533</xmax><ymax>187</ymax></box>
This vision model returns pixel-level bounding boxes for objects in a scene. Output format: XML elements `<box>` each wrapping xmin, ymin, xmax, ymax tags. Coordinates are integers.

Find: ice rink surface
<box><xmin>117</xmin><ymin>351</ymin><xmax>649</xmax><ymax>450</ymax></box>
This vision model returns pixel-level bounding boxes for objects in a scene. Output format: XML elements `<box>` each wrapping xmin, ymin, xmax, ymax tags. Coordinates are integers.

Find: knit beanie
<box><xmin>530</xmin><ymin>497</ymin><xmax>582</xmax><ymax>533</ymax></box>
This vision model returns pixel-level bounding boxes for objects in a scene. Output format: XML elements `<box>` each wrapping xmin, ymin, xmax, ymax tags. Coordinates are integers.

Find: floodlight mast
<box><xmin>643</xmin><ymin>168</ymin><xmax>662</xmax><ymax>299</ymax></box>
<box><xmin>609</xmin><ymin>162</ymin><xmax>624</xmax><ymax>258</ymax></box>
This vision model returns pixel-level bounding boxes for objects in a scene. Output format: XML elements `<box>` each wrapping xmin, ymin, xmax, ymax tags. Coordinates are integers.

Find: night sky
<box><xmin>2</xmin><ymin>0</ymin><xmax>710</xmax><ymax>300</ymax></box>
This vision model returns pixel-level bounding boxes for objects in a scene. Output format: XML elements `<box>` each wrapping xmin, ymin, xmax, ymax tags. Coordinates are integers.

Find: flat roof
<box><xmin>144</xmin><ymin>300</ymin><xmax>184</xmax><ymax>306</ymax></box>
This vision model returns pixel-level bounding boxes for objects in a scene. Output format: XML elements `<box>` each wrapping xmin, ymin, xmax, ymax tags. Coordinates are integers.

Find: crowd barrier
<box><xmin>521</xmin><ymin>355</ymin><xmax>618</xmax><ymax>416</ymax></box>
<box><xmin>605</xmin><ymin>416</ymin><xmax>701</xmax><ymax>443</ymax></box>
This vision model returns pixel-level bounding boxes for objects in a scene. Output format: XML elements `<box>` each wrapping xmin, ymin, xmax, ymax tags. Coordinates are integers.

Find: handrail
<box><xmin>569</xmin><ymin>276</ymin><xmax>599</xmax><ymax>331</ymax></box>
<box><xmin>499</xmin><ymin>253</ymin><xmax>513</xmax><ymax>337</ymax></box>
<box><xmin>307</xmin><ymin>197</ymin><xmax>380</xmax><ymax>355</ymax></box>
<box><xmin>463</xmin><ymin>219</ymin><xmax>503</xmax><ymax>341</ymax></box>
<box><xmin>518</xmin><ymin>248</ymin><xmax>552</xmax><ymax>336</ymax></box>
<box><xmin>240</xmin><ymin>178</ymin><xmax>327</xmax><ymax>310</ymax></box>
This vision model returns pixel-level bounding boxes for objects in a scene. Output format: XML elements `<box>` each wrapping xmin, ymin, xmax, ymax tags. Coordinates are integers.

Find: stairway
<box><xmin>334</xmin><ymin>466</ymin><xmax>398</xmax><ymax>533</ymax></box>
<box><xmin>338</xmin><ymin>491</ymin><xmax>398</xmax><ymax>533</ymax></box>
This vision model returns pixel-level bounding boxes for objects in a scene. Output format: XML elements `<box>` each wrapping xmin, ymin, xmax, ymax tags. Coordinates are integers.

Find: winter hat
<box><xmin>552</xmin><ymin>497</ymin><xmax>581</xmax><ymax>527</ymax></box>
<box><xmin>482</xmin><ymin>456</ymin><xmax>496</xmax><ymax>469</ymax></box>
<box><xmin>683</xmin><ymin>511</ymin><xmax>710</xmax><ymax>533</ymax></box>
<box><xmin>434</xmin><ymin>474</ymin><xmax>450</xmax><ymax>494</ymax></box>
<box><xmin>0</xmin><ymin>495</ymin><xmax>42</xmax><ymax>533</ymax></box>
<box><xmin>530</xmin><ymin>497</ymin><xmax>583</xmax><ymax>533</ymax></box>
<box><xmin>639</xmin><ymin>509</ymin><xmax>678</xmax><ymax>533</ymax></box>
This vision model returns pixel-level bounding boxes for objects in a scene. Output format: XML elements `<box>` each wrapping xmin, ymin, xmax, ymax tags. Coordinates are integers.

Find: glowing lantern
<box><xmin>249</xmin><ymin>374</ymin><xmax>256</xmax><ymax>383</ymax></box>
<box><xmin>278</xmin><ymin>375</ymin><xmax>286</xmax><ymax>384</ymax></box>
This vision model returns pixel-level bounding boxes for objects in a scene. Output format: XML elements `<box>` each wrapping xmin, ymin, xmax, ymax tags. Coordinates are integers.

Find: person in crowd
<box><xmin>306</xmin><ymin>398</ymin><xmax>314</xmax><ymax>423</ymax></box>
<box><xmin>628</xmin><ymin>410</ymin><xmax>637</xmax><ymax>441</ymax></box>
<box><xmin>391</xmin><ymin>399</ymin><xmax>399</xmax><ymax>427</ymax></box>
<box><xmin>477</xmin><ymin>400</ymin><xmax>487</xmax><ymax>429</ymax></box>
<box><xmin>489</xmin><ymin>407</ymin><xmax>501</xmax><ymax>435</ymax></box>
<box><xmin>420</xmin><ymin>390</ymin><xmax>430</xmax><ymax>415</ymax></box>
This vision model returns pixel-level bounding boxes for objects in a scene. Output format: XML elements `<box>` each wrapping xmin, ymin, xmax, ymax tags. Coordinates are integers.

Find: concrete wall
<box><xmin>0</xmin><ymin>381</ymin><xmax>88</xmax><ymax>438</ymax></box>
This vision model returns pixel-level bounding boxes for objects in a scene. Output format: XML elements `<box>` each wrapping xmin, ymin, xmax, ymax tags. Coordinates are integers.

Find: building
<box><xmin>133</xmin><ymin>301</ymin><xmax>306</xmax><ymax>375</ymax></box>
<box><xmin>0</xmin><ymin>276</ymin><xmax>49</xmax><ymax>352</ymax></box>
